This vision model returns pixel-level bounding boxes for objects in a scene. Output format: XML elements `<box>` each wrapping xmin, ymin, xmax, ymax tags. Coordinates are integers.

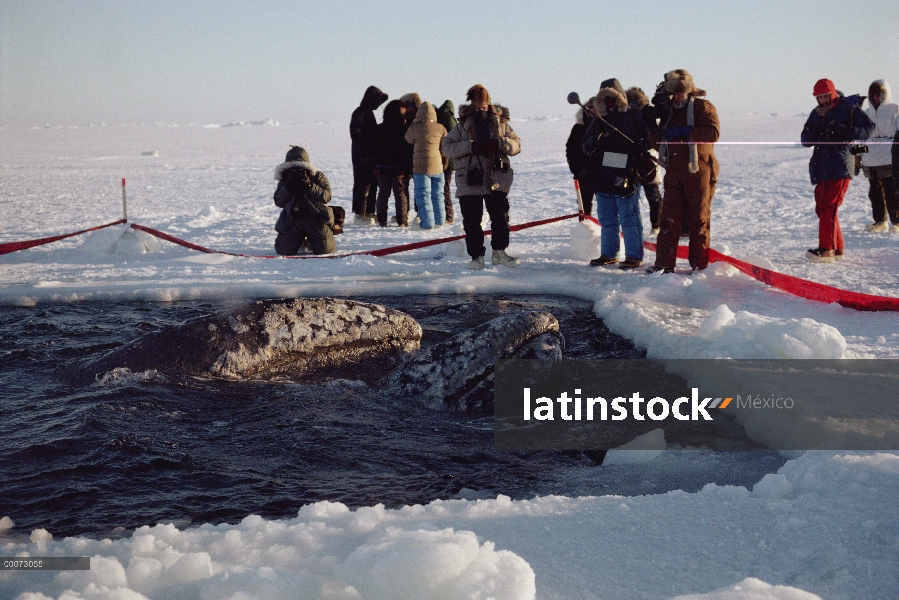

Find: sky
<box><xmin>1</xmin><ymin>0</ymin><xmax>898</xmax><ymax>128</ymax></box>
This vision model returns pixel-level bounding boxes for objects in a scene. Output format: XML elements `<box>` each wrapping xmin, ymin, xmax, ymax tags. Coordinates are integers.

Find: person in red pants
<box><xmin>800</xmin><ymin>79</ymin><xmax>873</xmax><ymax>262</ymax></box>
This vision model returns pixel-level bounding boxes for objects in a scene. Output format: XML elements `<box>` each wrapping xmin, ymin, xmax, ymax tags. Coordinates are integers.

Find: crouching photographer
<box><xmin>273</xmin><ymin>146</ymin><xmax>344</xmax><ymax>255</ymax></box>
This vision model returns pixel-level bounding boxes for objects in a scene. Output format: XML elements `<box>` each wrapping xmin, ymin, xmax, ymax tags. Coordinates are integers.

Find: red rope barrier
<box><xmin>0</xmin><ymin>220</ymin><xmax>127</xmax><ymax>256</ymax></box>
<box><xmin>128</xmin><ymin>213</ymin><xmax>583</xmax><ymax>260</ymax></box>
<box><xmin>642</xmin><ymin>240</ymin><xmax>899</xmax><ymax>312</ymax></box>
<box><xmin>5</xmin><ymin>212</ymin><xmax>898</xmax><ymax>312</ymax></box>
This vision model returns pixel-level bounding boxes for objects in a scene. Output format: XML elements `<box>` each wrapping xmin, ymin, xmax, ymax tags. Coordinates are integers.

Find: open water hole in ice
<box><xmin>0</xmin><ymin>294</ymin><xmax>786</xmax><ymax>539</ymax></box>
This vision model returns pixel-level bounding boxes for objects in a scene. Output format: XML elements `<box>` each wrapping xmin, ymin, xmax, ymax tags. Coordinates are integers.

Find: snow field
<box><xmin>2</xmin><ymin>115</ymin><xmax>899</xmax><ymax>598</ymax></box>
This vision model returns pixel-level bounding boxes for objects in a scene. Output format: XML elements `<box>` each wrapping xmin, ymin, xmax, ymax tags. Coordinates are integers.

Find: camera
<box><xmin>651</xmin><ymin>80</ymin><xmax>671</xmax><ymax>109</ymax></box>
<box><xmin>849</xmin><ymin>144</ymin><xmax>869</xmax><ymax>155</ymax></box>
<box><xmin>492</xmin><ymin>155</ymin><xmax>509</xmax><ymax>173</ymax></box>
<box><xmin>466</xmin><ymin>166</ymin><xmax>484</xmax><ymax>187</ymax></box>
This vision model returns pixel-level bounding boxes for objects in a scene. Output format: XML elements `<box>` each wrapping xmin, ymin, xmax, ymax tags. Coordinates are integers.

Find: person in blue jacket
<box><xmin>801</xmin><ymin>79</ymin><xmax>873</xmax><ymax>262</ymax></box>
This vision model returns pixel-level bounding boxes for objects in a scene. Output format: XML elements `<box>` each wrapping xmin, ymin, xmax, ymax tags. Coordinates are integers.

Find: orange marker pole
<box><xmin>121</xmin><ymin>178</ymin><xmax>128</xmax><ymax>222</ymax></box>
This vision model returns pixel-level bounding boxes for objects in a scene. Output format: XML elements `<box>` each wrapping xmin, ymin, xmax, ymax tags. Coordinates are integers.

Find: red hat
<box><xmin>813</xmin><ymin>79</ymin><xmax>837</xmax><ymax>101</ymax></box>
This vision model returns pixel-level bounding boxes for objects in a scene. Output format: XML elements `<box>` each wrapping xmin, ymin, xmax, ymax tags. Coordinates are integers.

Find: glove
<box><xmin>470</xmin><ymin>138</ymin><xmax>499</xmax><ymax>155</ymax></box>
<box><xmin>664</xmin><ymin>125</ymin><xmax>693</xmax><ymax>140</ymax></box>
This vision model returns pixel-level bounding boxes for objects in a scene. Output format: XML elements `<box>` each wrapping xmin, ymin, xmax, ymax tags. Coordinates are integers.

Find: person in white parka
<box><xmin>860</xmin><ymin>80</ymin><xmax>899</xmax><ymax>233</ymax></box>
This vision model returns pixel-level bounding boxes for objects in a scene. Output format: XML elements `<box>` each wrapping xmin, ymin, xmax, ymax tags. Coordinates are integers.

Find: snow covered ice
<box><xmin>2</xmin><ymin>114</ymin><xmax>898</xmax><ymax>598</ymax></box>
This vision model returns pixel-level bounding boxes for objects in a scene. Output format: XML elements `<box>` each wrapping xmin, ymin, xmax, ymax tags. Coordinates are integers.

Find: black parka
<box><xmin>436</xmin><ymin>100</ymin><xmax>458</xmax><ymax>170</ymax></box>
<box><xmin>350</xmin><ymin>86</ymin><xmax>388</xmax><ymax>169</ymax></box>
<box><xmin>375</xmin><ymin>100</ymin><xmax>413</xmax><ymax>173</ymax></box>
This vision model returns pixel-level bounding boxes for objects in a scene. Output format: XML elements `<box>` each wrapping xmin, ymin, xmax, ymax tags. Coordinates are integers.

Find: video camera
<box><xmin>642</xmin><ymin>78</ymin><xmax>673</xmax><ymax>124</ymax></box>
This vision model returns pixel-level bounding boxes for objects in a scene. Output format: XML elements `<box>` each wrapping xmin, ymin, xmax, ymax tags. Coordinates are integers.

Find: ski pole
<box><xmin>574</xmin><ymin>179</ymin><xmax>585</xmax><ymax>220</ymax></box>
<box><xmin>121</xmin><ymin>178</ymin><xmax>128</xmax><ymax>221</ymax></box>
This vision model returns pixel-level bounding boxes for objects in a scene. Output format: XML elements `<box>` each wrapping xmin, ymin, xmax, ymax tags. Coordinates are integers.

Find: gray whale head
<box><xmin>81</xmin><ymin>298</ymin><xmax>422</xmax><ymax>381</ymax></box>
<box><xmin>382</xmin><ymin>311</ymin><xmax>563</xmax><ymax>411</ymax></box>
<box><xmin>82</xmin><ymin>298</ymin><xmax>563</xmax><ymax>412</ymax></box>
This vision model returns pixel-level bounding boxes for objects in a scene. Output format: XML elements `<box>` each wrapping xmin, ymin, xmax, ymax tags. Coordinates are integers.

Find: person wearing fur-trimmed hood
<box><xmin>273</xmin><ymin>146</ymin><xmax>337</xmax><ymax>255</ymax></box>
<box><xmin>441</xmin><ymin>84</ymin><xmax>522</xmax><ymax>269</ymax></box>
<box><xmin>581</xmin><ymin>78</ymin><xmax>652</xmax><ymax>270</ymax></box>
<box><xmin>860</xmin><ymin>80</ymin><xmax>899</xmax><ymax>233</ymax></box>
<box><xmin>626</xmin><ymin>87</ymin><xmax>665</xmax><ymax>236</ymax></box>
<box><xmin>647</xmin><ymin>69</ymin><xmax>720</xmax><ymax>274</ymax></box>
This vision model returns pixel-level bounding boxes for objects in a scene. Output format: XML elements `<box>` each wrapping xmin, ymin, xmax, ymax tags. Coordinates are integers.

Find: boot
<box><xmin>589</xmin><ymin>254</ymin><xmax>619</xmax><ymax>267</ymax></box>
<box><xmin>466</xmin><ymin>256</ymin><xmax>486</xmax><ymax>270</ymax></box>
<box><xmin>645</xmin><ymin>265</ymin><xmax>674</xmax><ymax>274</ymax></box>
<box><xmin>865</xmin><ymin>221</ymin><xmax>888</xmax><ymax>232</ymax></box>
<box><xmin>492</xmin><ymin>249</ymin><xmax>521</xmax><ymax>267</ymax></box>
<box><xmin>806</xmin><ymin>248</ymin><xmax>835</xmax><ymax>263</ymax></box>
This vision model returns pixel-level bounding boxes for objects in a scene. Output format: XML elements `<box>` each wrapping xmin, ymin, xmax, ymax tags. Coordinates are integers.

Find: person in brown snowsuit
<box><xmin>647</xmin><ymin>69</ymin><xmax>720</xmax><ymax>273</ymax></box>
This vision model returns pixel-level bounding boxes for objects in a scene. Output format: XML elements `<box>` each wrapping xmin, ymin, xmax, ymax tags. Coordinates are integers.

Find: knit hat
<box><xmin>466</xmin><ymin>84</ymin><xmax>491</xmax><ymax>106</ymax></box>
<box><xmin>663</xmin><ymin>69</ymin><xmax>706</xmax><ymax>96</ymax></box>
<box><xmin>285</xmin><ymin>145</ymin><xmax>310</xmax><ymax>163</ymax></box>
<box><xmin>813</xmin><ymin>79</ymin><xmax>837</xmax><ymax>101</ymax></box>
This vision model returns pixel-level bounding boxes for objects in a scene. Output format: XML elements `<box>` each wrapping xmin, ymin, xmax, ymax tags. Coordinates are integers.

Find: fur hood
<box><xmin>593</xmin><ymin>86</ymin><xmax>628</xmax><ymax>116</ymax></box>
<box><xmin>274</xmin><ymin>161</ymin><xmax>319</xmax><ymax>181</ymax></box>
<box><xmin>868</xmin><ymin>79</ymin><xmax>892</xmax><ymax>106</ymax></box>
<box><xmin>413</xmin><ymin>101</ymin><xmax>437</xmax><ymax>124</ymax></box>
<box><xmin>626</xmin><ymin>87</ymin><xmax>650</xmax><ymax>108</ymax></box>
<box><xmin>458</xmin><ymin>103</ymin><xmax>510</xmax><ymax>122</ymax></box>
<box><xmin>400</xmin><ymin>92</ymin><xmax>422</xmax><ymax>108</ymax></box>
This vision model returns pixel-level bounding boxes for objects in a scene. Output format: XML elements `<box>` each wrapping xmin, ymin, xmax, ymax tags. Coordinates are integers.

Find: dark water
<box><xmin>0</xmin><ymin>295</ymin><xmax>785</xmax><ymax>539</ymax></box>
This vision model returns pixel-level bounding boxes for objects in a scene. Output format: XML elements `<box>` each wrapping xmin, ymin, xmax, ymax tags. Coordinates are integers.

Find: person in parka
<box><xmin>626</xmin><ymin>87</ymin><xmax>665</xmax><ymax>236</ymax></box>
<box><xmin>801</xmin><ymin>79</ymin><xmax>874</xmax><ymax>262</ymax></box>
<box><xmin>859</xmin><ymin>80</ymin><xmax>899</xmax><ymax>233</ymax></box>
<box><xmin>565</xmin><ymin>96</ymin><xmax>599</xmax><ymax>218</ymax></box>
<box><xmin>404</xmin><ymin>102</ymin><xmax>448</xmax><ymax>228</ymax></box>
<box><xmin>374</xmin><ymin>100</ymin><xmax>414</xmax><ymax>227</ymax></box>
<box><xmin>441</xmin><ymin>84</ymin><xmax>522</xmax><ymax>269</ymax></box>
<box><xmin>648</xmin><ymin>69</ymin><xmax>720</xmax><ymax>274</ymax></box>
<box><xmin>350</xmin><ymin>86</ymin><xmax>388</xmax><ymax>224</ymax></box>
<box><xmin>273</xmin><ymin>146</ymin><xmax>336</xmax><ymax>255</ymax></box>
<box><xmin>581</xmin><ymin>78</ymin><xmax>652</xmax><ymax>269</ymax></box>
<box><xmin>436</xmin><ymin>100</ymin><xmax>458</xmax><ymax>223</ymax></box>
